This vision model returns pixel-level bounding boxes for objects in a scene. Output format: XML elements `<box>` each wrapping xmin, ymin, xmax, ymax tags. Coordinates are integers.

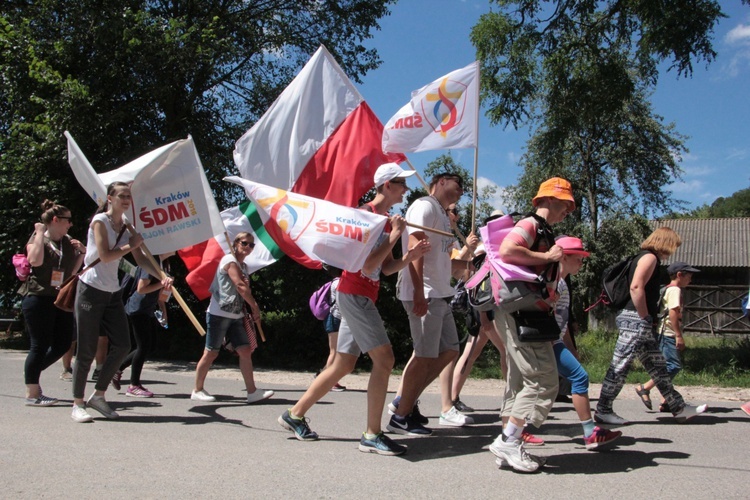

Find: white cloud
<box><xmin>681</xmin><ymin>165</ymin><xmax>714</xmax><ymax>176</ymax></box>
<box><xmin>476</xmin><ymin>176</ymin><xmax>510</xmax><ymax>211</ymax></box>
<box><xmin>726</xmin><ymin>148</ymin><xmax>748</xmax><ymax>161</ymax></box>
<box><xmin>506</xmin><ymin>151</ymin><xmax>522</xmax><ymax>166</ymax></box>
<box><xmin>726</xmin><ymin>24</ymin><xmax>750</xmax><ymax>45</ymax></box>
<box><xmin>669</xmin><ymin>179</ymin><xmax>704</xmax><ymax>193</ymax></box>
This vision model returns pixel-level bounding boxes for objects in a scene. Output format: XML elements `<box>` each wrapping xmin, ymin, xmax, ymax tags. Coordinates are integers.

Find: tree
<box><xmin>470</xmin><ymin>1</ymin><xmax>735</xmax><ymax>320</ymax></box>
<box><xmin>470</xmin><ymin>0</ymin><xmax>726</xmax><ymax>236</ymax></box>
<box><xmin>0</xmin><ymin>0</ymin><xmax>397</xmax><ymax>308</ymax></box>
<box><xmin>675</xmin><ymin>186</ymin><xmax>750</xmax><ymax>218</ymax></box>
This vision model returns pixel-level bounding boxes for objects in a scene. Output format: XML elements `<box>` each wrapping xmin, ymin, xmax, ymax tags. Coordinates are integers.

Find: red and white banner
<box><xmin>65</xmin><ymin>132</ymin><xmax>225</xmax><ymax>255</ymax></box>
<box><xmin>233</xmin><ymin>45</ymin><xmax>404</xmax><ymax>207</ymax></box>
<box><xmin>225</xmin><ymin>176</ymin><xmax>387</xmax><ymax>272</ymax></box>
<box><xmin>382</xmin><ymin>61</ymin><xmax>479</xmax><ymax>153</ymax></box>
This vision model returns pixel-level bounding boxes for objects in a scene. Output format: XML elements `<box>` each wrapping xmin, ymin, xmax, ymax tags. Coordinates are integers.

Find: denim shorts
<box><xmin>205</xmin><ymin>312</ymin><xmax>248</xmax><ymax>351</ymax></box>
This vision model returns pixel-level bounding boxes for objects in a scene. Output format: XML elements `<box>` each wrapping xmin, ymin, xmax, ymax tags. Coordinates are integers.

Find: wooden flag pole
<box><xmin>405</xmin><ymin>221</ymin><xmax>453</xmax><ymax>238</ymax></box>
<box><xmin>404</xmin><ymin>159</ymin><xmax>430</xmax><ymax>191</ymax></box>
<box><xmin>125</xmin><ymin>224</ymin><xmax>206</xmax><ymax>336</ymax></box>
<box><xmin>223</xmin><ymin>232</ymin><xmax>266</xmax><ymax>342</ymax></box>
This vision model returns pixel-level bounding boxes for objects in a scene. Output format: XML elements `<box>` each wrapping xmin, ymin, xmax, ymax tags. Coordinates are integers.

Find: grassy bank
<box><xmin>469</xmin><ymin>330</ymin><xmax>750</xmax><ymax>388</ymax></box>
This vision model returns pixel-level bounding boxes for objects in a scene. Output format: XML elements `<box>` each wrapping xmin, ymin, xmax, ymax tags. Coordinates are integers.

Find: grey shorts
<box><xmin>403</xmin><ymin>298</ymin><xmax>459</xmax><ymax>358</ymax></box>
<box><xmin>336</xmin><ymin>292</ymin><xmax>390</xmax><ymax>356</ymax></box>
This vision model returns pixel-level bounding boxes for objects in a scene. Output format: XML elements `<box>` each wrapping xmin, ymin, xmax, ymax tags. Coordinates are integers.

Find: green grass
<box><xmin>452</xmin><ymin>330</ymin><xmax>750</xmax><ymax>388</ymax></box>
<box><xmin>577</xmin><ymin>330</ymin><xmax>750</xmax><ymax>388</ymax></box>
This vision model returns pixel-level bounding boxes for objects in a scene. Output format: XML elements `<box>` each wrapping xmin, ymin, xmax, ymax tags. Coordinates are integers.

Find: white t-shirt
<box><xmin>80</xmin><ymin>213</ymin><xmax>132</xmax><ymax>292</ymax></box>
<box><xmin>659</xmin><ymin>286</ymin><xmax>682</xmax><ymax>337</ymax></box>
<box><xmin>207</xmin><ymin>254</ymin><xmax>246</xmax><ymax>319</ymax></box>
<box><xmin>398</xmin><ymin>196</ymin><xmax>455</xmax><ymax>300</ymax></box>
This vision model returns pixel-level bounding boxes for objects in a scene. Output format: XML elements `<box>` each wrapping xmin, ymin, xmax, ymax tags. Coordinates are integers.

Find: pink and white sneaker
<box><xmin>126</xmin><ymin>385</ymin><xmax>154</xmax><ymax>398</ymax></box>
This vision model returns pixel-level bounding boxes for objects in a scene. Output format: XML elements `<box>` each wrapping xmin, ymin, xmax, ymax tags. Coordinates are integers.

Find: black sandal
<box><xmin>634</xmin><ymin>384</ymin><xmax>653</xmax><ymax>410</ymax></box>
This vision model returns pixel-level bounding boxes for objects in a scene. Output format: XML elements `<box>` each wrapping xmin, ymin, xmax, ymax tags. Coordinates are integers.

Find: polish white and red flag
<box><xmin>180</xmin><ymin>45</ymin><xmax>404</xmax><ymax>299</ymax></box>
<box><xmin>382</xmin><ymin>61</ymin><xmax>479</xmax><ymax>153</ymax></box>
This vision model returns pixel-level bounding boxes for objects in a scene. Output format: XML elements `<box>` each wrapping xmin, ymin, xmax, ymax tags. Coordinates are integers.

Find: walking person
<box><xmin>279</xmin><ymin>162</ymin><xmax>429</xmax><ymax>455</ymax></box>
<box><xmin>552</xmin><ymin>236</ymin><xmax>622</xmax><ymax>449</ymax></box>
<box><xmin>487</xmin><ymin>177</ymin><xmax>573</xmax><ymax>472</ymax></box>
<box><xmin>595</xmin><ymin>227</ymin><xmax>706</xmax><ymax>425</ymax></box>
<box><xmin>634</xmin><ymin>262</ymin><xmax>700</xmax><ymax>412</ymax></box>
<box><xmin>111</xmin><ymin>255</ymin><xmax>173</xmax><ymax>398</ymax></box>
<box><xmin>20</xmin><ymin>200</ymin><xmax>86</xmax><ymax>406</ymax></box>
<box><xmin>71</xmin><ymin>182</ymin><xmax>158</xmax><ymax>422</ymax></box>
<box><xmin>192</xmin><ymin>232</ymin><xmax>274</xmax><ymax>404</ymax></box>
<box><xmin>388</xmin><ymin>172</ymin><xmax>478</xmax><ymax>435</ymax></box>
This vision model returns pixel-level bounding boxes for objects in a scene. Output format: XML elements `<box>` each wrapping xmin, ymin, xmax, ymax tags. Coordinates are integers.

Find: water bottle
<box><xmin>154</xmin><ymin>310</ymin><xmax>168</xmax><ymax>329</ymax></box>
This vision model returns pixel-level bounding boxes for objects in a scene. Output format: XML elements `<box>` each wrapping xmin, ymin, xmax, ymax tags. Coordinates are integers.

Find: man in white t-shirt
<box><xmin>387</xmin><ymin>173</ymin><xmax>478</xmax><ymax>436</ymax></box>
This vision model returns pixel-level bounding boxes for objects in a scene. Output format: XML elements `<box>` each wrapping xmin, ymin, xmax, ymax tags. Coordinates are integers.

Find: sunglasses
<box><xmin>448</xmin><ymin>208</ymin><xmax>459</xmax><ymax>216</ymax></box>
<box><xmin>389</xmin><ymin>179</ymin><xmax>407</xmax><ymax>185</ymax></box>
<box><xmin>239</xmin><ymin>241</ymin><xmax>255</xmax><ymax>248</ymax></box>
<box><xmin>442</xmin><ymin>176</ymin><xmax>464</xmax><ymax>189</ymax></box>
<box><xmin>57</xmin><ymin>216</ymin><xmax>73</xmax><ymax>222</ymax></box>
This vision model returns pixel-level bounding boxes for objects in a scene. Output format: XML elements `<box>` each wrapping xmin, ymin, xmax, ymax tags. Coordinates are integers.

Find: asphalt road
<box><xmin>1</xmin><ymin>348</ymin><xmax>748</xmax><ymax>499</ymax></box>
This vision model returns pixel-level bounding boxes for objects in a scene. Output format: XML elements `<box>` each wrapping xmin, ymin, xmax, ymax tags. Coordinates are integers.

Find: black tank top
<box><xmin>624</xmin><ymin>250</ymin><xmax>661</xmax><ymax>317</ymax></box>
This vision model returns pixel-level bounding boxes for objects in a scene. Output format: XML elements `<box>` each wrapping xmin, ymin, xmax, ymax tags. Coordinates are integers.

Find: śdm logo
<box><xmin>255</xmin><ymin>188</ymin><xmax>315</xmax><ymax>242</ymax></box>
<box><xmin>422</xmin><ymin>77</ymin><xmax>468</xmax><ymax>138</ymax></box>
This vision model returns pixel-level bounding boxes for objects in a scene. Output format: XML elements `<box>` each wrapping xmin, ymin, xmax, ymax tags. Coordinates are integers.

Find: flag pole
<box><xmin>125</xmin><ymin>224</ymin><xmax>206</xmax><ymax>336</ymax></box>
<box><xmin>404</xmin><ymin>158</ymin><xmax>430</xmax><ymax>192</ymax></box>
<box><xmin>406</xmin><ymin>222</ymin><xmax>453</xmax><ymax>238</ymax></box>
<box><xmin>223</xmin><ymin>232</ymin><xmax>266</xmax><ymax>342</ymax></box>
<box><xmin>471</xmin><ymin>61</ymin><xmax>481</xmax><ymax>235</ymax></box>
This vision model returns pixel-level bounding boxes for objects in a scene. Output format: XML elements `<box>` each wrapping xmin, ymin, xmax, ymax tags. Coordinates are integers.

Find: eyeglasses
<box><xmin>239</xmin><ymin>241</ymin><xmax>255</xmax><ymax>248</ymax></box>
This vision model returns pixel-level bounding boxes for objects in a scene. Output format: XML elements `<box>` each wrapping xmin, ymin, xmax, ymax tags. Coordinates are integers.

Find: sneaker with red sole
<box><xmin>330</xmin><ymin>383</ymin><xmax>346</xmax><ymax>392</ymax></box>
<box><xmin>521</xmin><ymin>430</ymin><xmax>544</xmax><ymax>446</ymax></box>
<box><xmin>584</xmin><ymin>426</ymin><xmax>622</xmax><ymax>450</ymax></box>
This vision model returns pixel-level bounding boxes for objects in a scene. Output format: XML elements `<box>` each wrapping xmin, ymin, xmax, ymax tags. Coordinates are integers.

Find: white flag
<box><xmin>382</xmin><ymin>61</ymin><xmax>479</xmax><ymax>153</ymax></box>
<box><xmin>65</xmin><ymin>133</ymin><xmax>225</xmax><ymax>255</ymax></box>
<box><xmin>224</xmin><ymin>176</ymin><xmax>388</xmax><ymax>273</ymax></box>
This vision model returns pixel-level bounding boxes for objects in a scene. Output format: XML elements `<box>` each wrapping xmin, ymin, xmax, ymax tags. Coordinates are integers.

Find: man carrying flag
<box><xmin>278</xmin><ymin>163</ymin><xmax>430</xmax><ymax>456</ymax></box>
<box><xmin>388</xmin><ymin>172</ymin><xmax>478</xmax><ymax>436</ymax></box>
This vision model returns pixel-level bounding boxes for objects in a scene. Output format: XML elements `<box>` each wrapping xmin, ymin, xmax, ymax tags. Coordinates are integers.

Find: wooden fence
<box><xmin>683</xmin><ymin>285</ymin><xmax>750</xmax><ymax>335</ymax></box>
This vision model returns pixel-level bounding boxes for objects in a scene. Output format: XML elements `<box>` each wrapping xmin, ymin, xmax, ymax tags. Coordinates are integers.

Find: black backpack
<box><xmin>587</xmin><ymin>253</ymin><xmax>640</xmax><ymax>312</ymax></box>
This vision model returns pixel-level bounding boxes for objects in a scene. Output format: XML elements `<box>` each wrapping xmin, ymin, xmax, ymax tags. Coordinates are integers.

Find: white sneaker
<box><xmin>675</xmin><ymin>403</ymin><xmax>707</xmax><ymax>423</ymax></box>
<box><xmin>71</xmin><ymin>404</ymin><xmax>93</xmax><ymax>423</ymax></box>
<box><xmin>439</xmin><ymin>406</ymin><xmax>474</xmax><ymax>427</ymax></box>
<box><xmin>191</xmin><ymin>389</ymin><xmax>216</xmax><ymax>402</ymax></box>
<box><xmin>489</xmin><ymin>436</ymin><xmax>539</xmax><ymax>473</ymax></box>
<box><xmin>246</xmin><ymin>389</ymin><xmax>274</xmax><ymax>404</ymax></box>
<box><xmin>86</xmin><ymin>394</ymin><xmax>119</xmax><ymax>419</ymax></box>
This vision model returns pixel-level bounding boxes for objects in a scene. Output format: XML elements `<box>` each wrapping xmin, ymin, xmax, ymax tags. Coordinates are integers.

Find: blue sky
<box><xmin>356</xmin><ymin>0</ymin><xmax>750</xmax><ymax>213</ymax></box>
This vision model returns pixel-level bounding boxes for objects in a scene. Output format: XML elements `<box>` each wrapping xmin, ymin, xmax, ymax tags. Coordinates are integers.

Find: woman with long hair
<box><xmin>20</xmin><ymin>200</ymin><xmax>86</xmax><ymax>406</ymax></box>
<box><xmin>71</xmin><ymin>182</ymin><xmax>162</xmax><ymax>423</ymax></box>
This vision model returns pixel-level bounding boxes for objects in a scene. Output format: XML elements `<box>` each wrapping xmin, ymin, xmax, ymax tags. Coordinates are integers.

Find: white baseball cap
<box><xmin>373</xmin><ymin>162</ymin><xmax>416</xmax><ymax>187</ymax></box>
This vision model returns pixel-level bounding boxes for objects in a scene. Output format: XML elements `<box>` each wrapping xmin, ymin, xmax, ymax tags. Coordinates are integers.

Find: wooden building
<box><xmin>651</xmin><ymin>218</ymin><xmax>750</xmax><ymax>335</ymax></box>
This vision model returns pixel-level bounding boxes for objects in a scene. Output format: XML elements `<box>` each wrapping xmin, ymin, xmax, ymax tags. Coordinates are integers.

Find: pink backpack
<box><xmin>12</xmin><ymin>253</ymin><xmax>31</xmax><ymax>281</ymax></box>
